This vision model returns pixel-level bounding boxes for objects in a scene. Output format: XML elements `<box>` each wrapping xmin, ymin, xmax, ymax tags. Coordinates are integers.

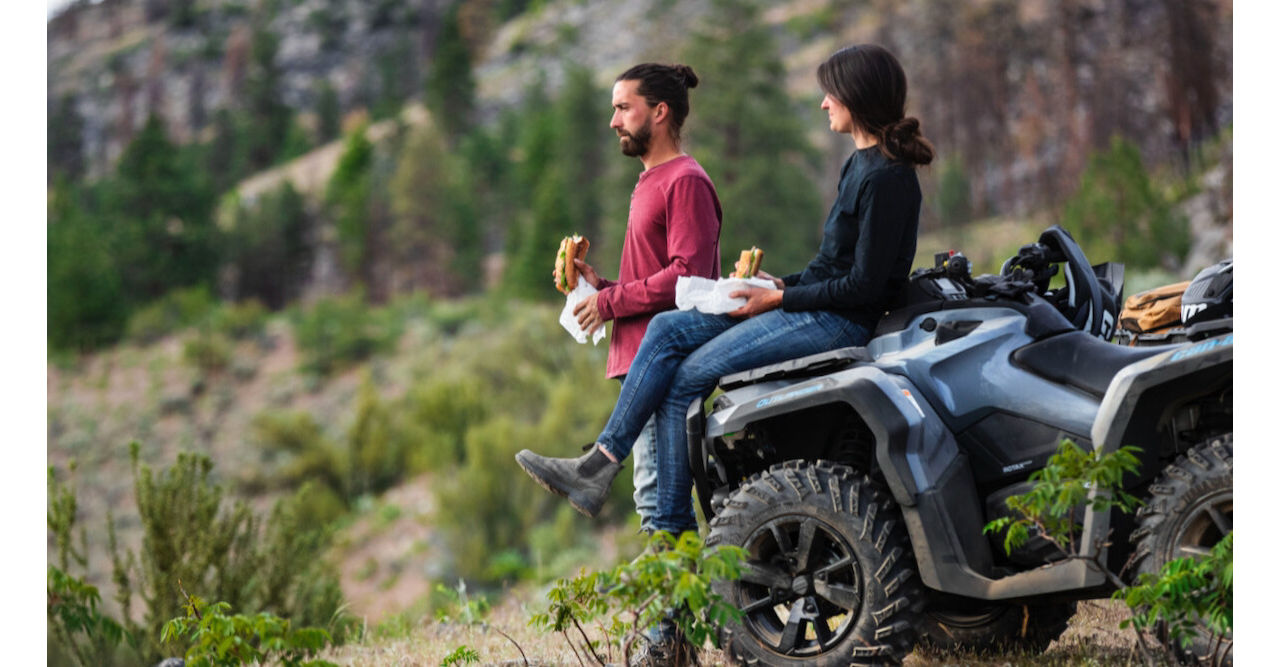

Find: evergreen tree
<box><xmin>555</xmin><ymin>65</ymin><xmax>608</xmax><ymax>243</ymax></box>
<box><xmin>206</xmin><ymin>108</ymin><xmax>249</xmax><ymax>194</ymax></box>
<box><xmin>425</xmin><ymin>2</ymin><xmax>476</xmax><ymax>141</ymax></box>
<box><xmin>389</xmin><ymin>122</ymin><xmax>463</xmax><ymax>293</ymax></box>
<box><xmin>683</xmin><ymin>0</ymin><xmax>823</xmax><ymax>275</ymax></box>
<box><xmin>244</xmin><ymin>15</ymin><xmax>292</xmax><ymax>171</ymax></box>
<box><xmin>48</xmin><ymin>182</ymin><xmax>128</xmax><ymax>351</ymax></box>
<box><xmin>315</xmin><ymin>81</ymin><xmax>342</xmax><ymax>144</ymax></box>
<box><xmin>109</xmin><ymin>115</ymin><xmax>219</xmax><ymax>301</ymax></box>
<box><xmin>326</xmin><ymin>124</ymin><xmax>375</xmax><ymax>283</ymax></box>
<box><xmin>225</xmin><ymin>183</ymin><xmax>312</xmax><ymax>308</ymax></box>
<box><xmin>1060</xmin><ymin>137</ymin><xmax>1188</xmax><ymax>271</ymax></box>
<box><xmin>48</xmin><ymin>95</ymin><xmax>85</xmax><ymax>183</ymax></box>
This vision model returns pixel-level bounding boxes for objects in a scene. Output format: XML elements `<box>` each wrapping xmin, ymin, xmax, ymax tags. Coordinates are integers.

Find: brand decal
<box><xmin>1002</xmin><ymin>459</ymin><xmax>1033</xmax><ymax>474</ymax></box>
<box><xmin>756</xmin><ymin>383</ymin><xmax>824</xmax><ymax>409</ymax></box>
<box><xmin>1182</xmin><ymin>302</ymin><xmax>1208</xmax><ymax>322</ymax></box>
<box><xmin>1170</xmin><ymin>333</ymin><xmax>1233</xmax><ymax>362</ymax></box>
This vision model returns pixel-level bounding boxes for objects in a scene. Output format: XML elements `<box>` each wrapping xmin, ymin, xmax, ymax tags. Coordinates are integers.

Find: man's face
<box><xmin>611</xmin><ymin>79</ymin><xmax>655</xmax><ymax>157</ymax></box>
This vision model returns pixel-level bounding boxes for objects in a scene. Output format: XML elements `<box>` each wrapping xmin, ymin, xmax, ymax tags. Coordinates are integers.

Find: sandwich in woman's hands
<box><xmin>554</xmin><ymin>234</ymin><xmax>591</xmax><ymax>294</ymax></box>
<box><xmin>731</xmin><ymin>246</ymin><xmax>764</xmax><ymax>279</ymax></box>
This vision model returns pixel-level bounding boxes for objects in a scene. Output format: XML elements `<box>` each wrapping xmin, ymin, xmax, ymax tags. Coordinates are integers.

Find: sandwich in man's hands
<box><xmin>554</xmin><ymin>234</ymin><xmax>591</xmax><ymax>294</ymax></box>
<box><xmin>731</xmin><ymin>246</ymin><xmax>764</xmax><ymax>279</ymax></box>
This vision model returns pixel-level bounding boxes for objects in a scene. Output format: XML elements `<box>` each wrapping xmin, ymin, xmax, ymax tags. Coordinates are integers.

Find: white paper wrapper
<box><xmin>676</xmin><ymin>275</ymin><xmax>779</xmax><ymax>314</ymax></box>
<box><xmin>560</xmin><ymin>281</ymin><xmax>608</xmax><ymax>345</ymax></box>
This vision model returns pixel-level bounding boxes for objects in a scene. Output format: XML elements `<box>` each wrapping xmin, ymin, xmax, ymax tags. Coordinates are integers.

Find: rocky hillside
<box><xmin>50</xmin><ymin>0</ymin><xmax>1232</xmax><ymax>224</ymax></box>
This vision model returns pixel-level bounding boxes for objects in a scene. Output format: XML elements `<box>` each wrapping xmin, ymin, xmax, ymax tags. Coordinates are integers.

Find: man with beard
<box><xmin>568</xmin><ymin>62</ymin><xmax>722</xmax><ymax>663</ymax></box>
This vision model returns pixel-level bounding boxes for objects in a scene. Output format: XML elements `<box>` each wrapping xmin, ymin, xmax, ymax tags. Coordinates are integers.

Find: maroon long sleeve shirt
<box><xmin>596</xmin><ymin>155</ymin><xmax>722</xmax><ymax>378</ymax></box>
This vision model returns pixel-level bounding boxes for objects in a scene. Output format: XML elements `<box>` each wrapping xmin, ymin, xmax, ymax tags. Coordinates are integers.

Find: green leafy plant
<box><xmin>439</xmin><ymin>644</ymin><xmax>480</xmax><ymax>666</ymax></box>
<box><xmin>48</xmin><ymin>566</ymin><xmax>135</xmax><ymax>667</ymax></box>
<box><xmin>48</xmin><ymin>463</ymin><xmax>137</xmax><ymax>666</ymax></box>
<box><xmin>1119</xmin><ymin>531</ymin><xmax>1232</xmax><ymax>663</ymax></box>
<box><xmin>985</xmin><ymin>440</ymin><xmax>1231</xmax><ymax>664</ymax></box>
<box><xmin>529</xmin><ymin>531</ymin><xmax>746</xmax><ymax>665</ymax></box>
<box><xmin>984</xmin><ymin>439</ymin><xmax>1143</xmax><ymax>557</ymax></box>
<box><xmin>161</xmin><ymin>590</ymin><xmax>336</xmax><ymax>667</ymax></box>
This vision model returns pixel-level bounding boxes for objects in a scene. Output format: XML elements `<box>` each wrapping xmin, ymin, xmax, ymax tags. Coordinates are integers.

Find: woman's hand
<box><xmin>728</xmin><ymin>287</ymin><xmax>784</xmax><ymax>318</ymax></box>
<box><xmin>754</xmin><ymin>269</ymin><xmax>786</xmax><ymax>290</ymax></box>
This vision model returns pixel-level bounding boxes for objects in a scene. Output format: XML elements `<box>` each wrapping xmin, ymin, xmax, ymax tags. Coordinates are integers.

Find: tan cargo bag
<box><xmin>1119</xmin><ymin>281</ymin><xmax>1190</xmax><ymax>334</ymax></box>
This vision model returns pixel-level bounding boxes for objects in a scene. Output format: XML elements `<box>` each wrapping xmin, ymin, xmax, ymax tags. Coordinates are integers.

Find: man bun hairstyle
<box><xmin>817</xmin><ymin>44</ymin><xmax>934</xmax><ymax>166</ymax></box>
<box><xmin>617</xmin><ymin>63</ymin><xmax>700</xmax><ymax>141</ymax></box>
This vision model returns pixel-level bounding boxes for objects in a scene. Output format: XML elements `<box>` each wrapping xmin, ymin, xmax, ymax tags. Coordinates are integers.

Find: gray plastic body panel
<box><xmin>869</xmin><ymin>308</ymin><xmax>1099</xmax><ymax>437</ymax></box>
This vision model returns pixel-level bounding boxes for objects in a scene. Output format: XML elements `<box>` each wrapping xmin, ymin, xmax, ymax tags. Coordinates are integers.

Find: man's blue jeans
<box><xmin>630</xmin><ymin>414</ymin><xmax>659</xmax><ymax>533</ymax></box>
<box><xmin>597</xmin><ymin>308</ymin><xmax>870</xmax><ymax>534</ymax></box>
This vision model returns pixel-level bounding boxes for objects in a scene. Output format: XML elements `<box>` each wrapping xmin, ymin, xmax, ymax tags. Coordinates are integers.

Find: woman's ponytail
<box><xmin>880</xmin><ymin>116</ymin><xmax>934</xmax><ymax>166</ymax></box>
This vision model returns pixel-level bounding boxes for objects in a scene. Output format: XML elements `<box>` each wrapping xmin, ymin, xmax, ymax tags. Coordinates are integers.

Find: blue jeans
<box><xmin>597</xmin><ymin>308</ymin><xmax>871</xmax><ymax>533</ymax></box>
<box><xmin>630</xmin><ymin>413</ymin><xmax>659</xmax><ymax>533</ymax></box>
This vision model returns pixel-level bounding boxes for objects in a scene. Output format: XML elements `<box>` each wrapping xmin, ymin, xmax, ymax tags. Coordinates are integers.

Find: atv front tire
<box><xmin>919</xmin><ymin>596</ymin><xmax>1075</xmax><ymax>654</ymax></box>
<box><xmin>1131</xmin><ymin>434</ymin><xmax>1233</xmax><ymax>665</ymax></box>
<box><xmin>706</xmin><ymin>460</ymin><xmax>921</xmax><ymax>666</ymax></box>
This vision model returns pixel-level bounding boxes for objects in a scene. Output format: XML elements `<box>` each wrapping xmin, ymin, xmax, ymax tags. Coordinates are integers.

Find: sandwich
<box><xmin>732</xmin><ymin>246</ymin><xmax>764</xmax><ymax>279</ymax></box>
<box><xmin>555</xmin><ymin>234</ymin><xmax>591</xmax><ymax>294</ymax></box>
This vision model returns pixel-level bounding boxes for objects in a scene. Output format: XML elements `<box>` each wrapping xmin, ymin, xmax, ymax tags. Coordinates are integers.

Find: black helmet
<box><xmin>1181</xmin><ymin>259</ymin><xmax>1232</xmax><ymax>326</ymax></box>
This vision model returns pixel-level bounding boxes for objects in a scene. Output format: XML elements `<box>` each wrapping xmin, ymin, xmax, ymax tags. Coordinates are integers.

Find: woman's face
<box><xmin>821</xmin><ymin>93</ymin><xmax>855</xmax><ymax>134</ymax></box>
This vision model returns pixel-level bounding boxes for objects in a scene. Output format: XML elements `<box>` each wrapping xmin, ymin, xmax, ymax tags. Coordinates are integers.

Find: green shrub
<box><xmin>182</xmin><ymin>332</ymin><xmax>232</xmax><ymax>374</ymax></box>
<box><xmin>530</xmin><ymin>531</ymin><xmax>746</xmax><ymax>664</ymax></box>
<box><xmin>985</xmin><ymin>440</ymin><xmax>1231</xmax><ymax>664</ymax></box>
<box><xmin>126</xmin><ymin>286</ymin><xmax>217</xmax><ymax>344</ymax></box>
<box><xmin>102</xmin><ymin>444</ymin><xmax>351</xmax><ymax>662</ymax></box>
<box><xmin>291</xmin><ymin>292</ymin><xmax>399</xmax><ymax>376</ymax></box>
<box><xmin>1119</xmin><ymin>531</ymin><xmax>1232</xmax><ymax>655</ymax></box>
<box><xmin>161</xmin><ymin>595</ymin><xmax>337</xmax><ymax>667</ymax></box>
<box><xmin>210</xmin><ymin>299</ymin><xmax>269</xmax><ymax>340</ymax></box>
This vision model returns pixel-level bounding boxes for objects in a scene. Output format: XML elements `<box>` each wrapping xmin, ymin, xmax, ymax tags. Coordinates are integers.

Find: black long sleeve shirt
<box><xmin>780</xmin><ymin>146</ymin><xmax>921</xmax><ymax>331</ymax></box>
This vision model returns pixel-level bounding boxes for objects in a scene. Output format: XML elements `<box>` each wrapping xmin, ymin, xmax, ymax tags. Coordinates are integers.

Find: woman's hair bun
<box><xmin>674</xmin><ymin>64</ymin><xmax>699</xmax><ymax>89</ymax></box>
<box><xmin>881</xmin><ymin>116</ymin><xmax>934</xmax><ymax>166</ymax></box>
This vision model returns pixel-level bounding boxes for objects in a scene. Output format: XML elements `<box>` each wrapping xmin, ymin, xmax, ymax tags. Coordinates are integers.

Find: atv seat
<box><xmin>1011</xmin><ymin>331</ymin><xmax>1177</xmax><ymax>398</ymax></box>
<box><xmin>718</xmin><ymin>347</ymin><xmax>872</xmax><ymax>391</ymax></box>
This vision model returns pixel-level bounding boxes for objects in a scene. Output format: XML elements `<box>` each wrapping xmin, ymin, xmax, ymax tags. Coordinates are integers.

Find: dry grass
<box><xmin>318</xmin><ymin>588</ymin><xmax>1147</xmax><ymax>666</ymax></box>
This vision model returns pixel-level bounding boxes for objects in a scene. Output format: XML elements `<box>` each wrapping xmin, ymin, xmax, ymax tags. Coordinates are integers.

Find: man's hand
<box><xmin>574</xmin><ymin>258</ymin><xmax>602</xmax><ymax>289</ymax></box>
<box><xmin>574</xmin><ymin>292</ymin><xmax>606</xmax><ymax>334</ymax></box>
<box><xmin>755</xmin><ymin>269</ymin><xmax>786</xmax><ymax>290</ymax></box>
<box><xmin>728</xmin><ymin>287</ymin><xmax>783</xmax><ymax>318</ymax></box>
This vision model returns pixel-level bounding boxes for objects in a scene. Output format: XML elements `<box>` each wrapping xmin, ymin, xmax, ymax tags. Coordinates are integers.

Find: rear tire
<box><xmin>707</xmin><ymin>460</ymin><xmax>922</xmax><ymax>666</ymax></box>
<box><xmin>919</xmin><ymin>596</ymin><xmax>1075</xmax><ymax>654</ymax></box>
<box><xmin>1130</xmin><ymin>434</ymin><xmax>1233</xmax><ymax>666</ymax></box>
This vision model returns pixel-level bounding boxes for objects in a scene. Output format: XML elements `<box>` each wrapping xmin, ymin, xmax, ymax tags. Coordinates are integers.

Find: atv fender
<box><xmin>1081</xmin><ymin>332</ymin><xmax>1234</xmax><ymax>555</ymax></box>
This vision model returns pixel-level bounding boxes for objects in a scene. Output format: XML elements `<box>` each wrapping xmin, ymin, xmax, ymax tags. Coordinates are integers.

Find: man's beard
<box><xmin>618</xmin><ymin>119</ymin><xmax>653</xmax><ymax>157</ymax></box>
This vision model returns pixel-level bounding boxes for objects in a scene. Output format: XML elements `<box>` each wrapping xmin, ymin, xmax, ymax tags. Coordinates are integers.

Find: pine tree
<box><xmin>109</xmin><ymin>115</ymin><xmax>219</xmax><ymax>301</ymax></box>
<box><xmin>48</xmin><ymin>95</ymin><xmax>85</xmax><ymax>183</ymax></box>
<box><xmin>326</xmin><ymin>124</ymin><xmax>375</xmax><ymax>283</ymax></box>
<box><xmin>425</xmin><ymin>2</ymin><xmax>476</xmax><ymax>141</ymax></box>
<box><xmin>244</xmin><ymin>14</ymin><xmax>292</xmax><ymax>171</ymax></box>
<box><xmin>683</xmin><ymin>0</ymin><xmax>824</xmax><ymax>275</ymax></box>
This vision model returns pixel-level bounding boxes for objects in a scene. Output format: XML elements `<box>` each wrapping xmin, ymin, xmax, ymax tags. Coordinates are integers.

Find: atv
<box><xmin>690</xmin><ymin>226</ymin><xmax>1232</xmax><ymax>665</ymax></box>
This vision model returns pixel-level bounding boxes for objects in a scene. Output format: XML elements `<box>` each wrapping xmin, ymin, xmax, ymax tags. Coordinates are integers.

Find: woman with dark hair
<box><xmin>517</xmin><ymin>44</ymin><xmax>934</xmax><ymax>537</ymax></box>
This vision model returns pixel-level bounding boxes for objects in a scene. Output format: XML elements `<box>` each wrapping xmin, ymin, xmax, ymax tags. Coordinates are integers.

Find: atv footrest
<box><xmin>718</xmin><ymin>346</ymin><xmax>871</xmax><ymax>391</ymax></box>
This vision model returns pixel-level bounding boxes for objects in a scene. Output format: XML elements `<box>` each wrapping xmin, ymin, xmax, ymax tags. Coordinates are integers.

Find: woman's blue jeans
<box><xmin>597</xmin><ymin>308</ymin><xmax>870</xmax><ymax>533</ymax></box>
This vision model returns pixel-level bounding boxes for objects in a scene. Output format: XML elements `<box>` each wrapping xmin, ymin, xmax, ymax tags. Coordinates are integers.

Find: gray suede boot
<box><xmin>515</xmin><ymin>445</ymin><xmax>623</xmax><ymax>517</ymax></box>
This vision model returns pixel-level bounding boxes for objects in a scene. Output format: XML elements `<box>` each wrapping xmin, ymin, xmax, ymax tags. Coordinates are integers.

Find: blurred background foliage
<box><xmin>47</xmin><ymin>0</ymin><xmax>1231</xmax><ymax>658</ymax></box>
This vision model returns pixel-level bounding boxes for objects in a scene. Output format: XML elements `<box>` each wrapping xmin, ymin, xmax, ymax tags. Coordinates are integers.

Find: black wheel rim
<box><xmin>734</xmin><ymin>515</ymin><xmax>862</xmax><ymax>657</ymax></box>
<box><xmin>1170</xmin><ymin>488</ymin><xmax>1232</xmax><ymax>560</ymax></box>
